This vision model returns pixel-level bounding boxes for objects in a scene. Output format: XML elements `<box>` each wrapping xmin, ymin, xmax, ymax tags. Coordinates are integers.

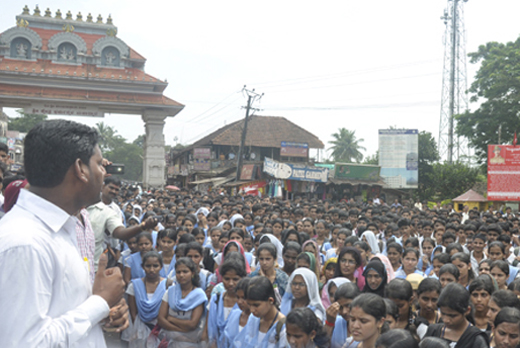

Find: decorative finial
<box><xmin>33</xmin><ymin>5</ymin><xmax>41</xmax><ymax>16</ymax></box>
<box><xmin>55</xmin><ymin>9</ymin><xmax>62</xmax><ymax>19</ymax></box>
<box><xmin>86</xmin><ymin>13</ymin><xmax>93</xmax><ymax>22</ymax></box>
<box><xmin>22</xmin><ymin>5</ymin><xmax>30</xmax><ymax>15</ymax></box>
<box><xmin>96</xmin><ymin>14</ymin><xmax>103</xmax><ymax>23</ymax></box>
<box><xmin>16</xmin><ymin>18</ymin><xmax>29</xmax><ymax>28</ymax></box>
<box><xmin>65</xmin><ymin>11</ymin><xmax>73</xmax><ymax>20</ymax></box>
<box><xmin>107</xmin><ymin>28</ymin><xmax>117</xmax><ymax>36</ymax></box>
<box><xmin>106</xmin><ymin>14</ymin><xmax>113</xmax><ymax>25</ymax></box>
<box><xmin>63</xmin><ymin>23</ymin><xmax>75</xmax><ymax>32</ymax></box>
<box><xmin>44</xmin><ymin>8</ymin><xmax>52</xmax><ymax>17</ymax></box>
<box><xmin>76</xmin><ymin>12</ymin><xmax>83</xmax><ymax>21</ymax></box>
<box><xmin>106</xmin><ymin>27</ymin><xmax>117</xmax><ymax>37</ymax></box>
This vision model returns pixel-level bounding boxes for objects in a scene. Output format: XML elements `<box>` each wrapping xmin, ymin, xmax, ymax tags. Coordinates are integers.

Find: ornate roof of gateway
<box><xmin>0</xmin><ymin>6</ymin><xmax>184</xmax><ymax>114</ymax></box>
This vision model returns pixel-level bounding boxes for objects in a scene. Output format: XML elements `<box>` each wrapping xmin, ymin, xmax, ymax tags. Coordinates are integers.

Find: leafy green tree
<box><xmin>328</xmin><ymin>128</ymin><xmax>366</xmax><ymax>163</ymax></box>
<box><xmin>456</xmin><ymin>39</ymin><xmax>520</xmax><ymax>164</ymax></box>
<box><xmin>96</xmin><ymin>122</ymin><xmax>125</xmax><ymax>152</ymax></box>
<box><xmin>8</xmin><ymin>110</ymin><xmax>47</xmax><ymax>132</ymax></box>
<box><xmin>427</xmin><ymin>162</ymin><xmax>483</xmax><ymax>201</ymax></box>
<box><xmin>416</xmin><ymin>131</ymin><xmax>440</xmax><ymax>200</ymax></box>
<box><xmin>362</xmin><ymin>151</ymin><xmax>379</xmax><ymax>165</ymax></box>
<box><xmin>104</xmin><ymin>139</ymin><xmax>143</xmax><ymax>182</ymax></box>
<box><xmin>133</xmin><ymin>134</ymin><xmax>145</xmax><ymax>149</ymax></box>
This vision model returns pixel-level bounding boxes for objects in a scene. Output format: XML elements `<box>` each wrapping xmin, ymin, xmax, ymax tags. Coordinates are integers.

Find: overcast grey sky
<box><xmin>2</xmin><ymin>1</ymin><xmax>519</xmax><ymax>159</ymax></box>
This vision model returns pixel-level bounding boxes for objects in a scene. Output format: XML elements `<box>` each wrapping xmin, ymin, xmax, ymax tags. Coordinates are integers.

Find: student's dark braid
<box><xmin>405</xmin><ymin>307</ymin><xmax>420</xmax><ymax>342</ymax></box>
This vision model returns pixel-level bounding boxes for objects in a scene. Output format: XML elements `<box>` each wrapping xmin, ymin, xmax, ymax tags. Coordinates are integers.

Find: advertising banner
<box><xmin>240</xmin><ymin>180</ymin><xmax>267</xmax><ymax>196</ymax></box>
<box><xmin>240</xmin><ymin>164</ymin><xmax>256</xmax><ymax>181</ymax></box>
<box><xmin>193</xmin><ymin>148</ymin><xmax>211</xmax><ymax>160</ymax></box>
<box><xmin>280</xmin><ymin>141</ymin><xmax>308</xmax><ymax>158</ymax></box>
<box><xmin>335</xmin><ymin>163</ymin><xmax>380</xmax><ymax>181</ymax></box>
<box><xmin>263</xmin><ymin>157</ymin><xmax>328</xmax><ymax>183</ymax></box>
<box><xmin>193</xmin><ymin>160</ymin><xmax>210</xmax><ymax>171</ymax></box>
<box><xmin>378</xmin><ymin>129</ymin><xmax>418</xmax><ymax>188</ymax></box>
<box><xmin>487</xmin><ymin>144</ymin><xmax>520</xmax><ymax>201</ymax></box>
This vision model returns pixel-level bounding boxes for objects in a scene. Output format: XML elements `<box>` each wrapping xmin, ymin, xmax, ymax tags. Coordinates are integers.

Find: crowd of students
<box><xmin>110</xmin><ymin>187</ymin><xmax>520</xmax><ymax>348</ymax></box>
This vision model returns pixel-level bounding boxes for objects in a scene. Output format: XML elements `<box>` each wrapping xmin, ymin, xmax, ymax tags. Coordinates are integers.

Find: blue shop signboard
<box><xmin>263</xmin><ymin>158</ymin><xmax>328</xmax><ymax>183</ymax></box>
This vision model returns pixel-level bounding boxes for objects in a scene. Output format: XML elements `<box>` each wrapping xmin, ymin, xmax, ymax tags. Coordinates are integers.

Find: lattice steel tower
<box><xmin>439</xmin><ymin>0</ymin><xmax>469</xmax><ymax>163</ymax></box>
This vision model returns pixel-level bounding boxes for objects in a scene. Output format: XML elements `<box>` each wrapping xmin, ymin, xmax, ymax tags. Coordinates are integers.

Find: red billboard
<box><xmin>487</xmin><ymin>144</ymin><xmax>520</xmax><ymax>201</ymax></box>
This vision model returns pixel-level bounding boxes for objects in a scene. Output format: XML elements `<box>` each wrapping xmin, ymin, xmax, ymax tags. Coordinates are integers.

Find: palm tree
<box><xmin>328</xmin><ymin>128</ymin><xmax>366</xmax><ymax>163</ymax></box>
<box><xmin>96</xmin><ymin>122</ymin><xmax>125</xmax><ymax>152</ymax></box>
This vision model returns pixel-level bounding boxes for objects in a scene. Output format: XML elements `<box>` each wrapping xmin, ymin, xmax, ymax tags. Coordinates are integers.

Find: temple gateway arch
<box><xmin>0</xmin><ymin>6</ymin><xmax>184</xmax><ymax>188</ymax></box>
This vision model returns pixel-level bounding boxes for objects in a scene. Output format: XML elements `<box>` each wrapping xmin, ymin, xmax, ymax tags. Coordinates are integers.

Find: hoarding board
<box><xmin>335</xmin><ymin>163</ymin><xmax>380</xmax><ymax>181</ymax></box>
<box><xmin>193</xmin><ymin>148</ymin><xmax>211</xmax><ymax>160</ymax></box>
<box><xmin>240</xmin><ymin>164</ymin><xmax>256</xmax><ymax>181</ymax></box>
<box><xmin>193</xmin><ymin>162</ymin><xmax>210</xmax><ymax>171</ymax></box>
<box><xmin>487</xmin><ymin>144</ymin><xmax>520</xmax><ymax>201</ymax></box>
<box><xmin>280</xmin><ymin>141</ymin><xmax>308</xmax><ymax>158</ymax></box>
<box><xmin>263</xmin><ymin>157</ymin><xmax>328</xmax><ymax>183</ymax></box>
<box><xmin>378</xmin><ymin>129</ymin><xmax>418</xmax><ymax>188</ymax></box>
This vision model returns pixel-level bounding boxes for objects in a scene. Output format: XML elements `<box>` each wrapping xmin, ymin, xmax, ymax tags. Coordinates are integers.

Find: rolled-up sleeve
<box><xmin>0</xmin><ymin>245</ymin><xmax>109</xmax><ymax>347</ymax></box>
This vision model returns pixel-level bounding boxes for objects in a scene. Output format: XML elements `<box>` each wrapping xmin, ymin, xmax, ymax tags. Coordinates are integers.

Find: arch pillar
<box><xmin>142</xmin><ymin>110</ymin><xmax>167</xmax><ymax>189</ymax></box>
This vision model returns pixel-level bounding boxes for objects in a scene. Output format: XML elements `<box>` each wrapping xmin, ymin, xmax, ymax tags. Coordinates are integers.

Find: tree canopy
<box><xmin>95</xmin><ymin>123</ymin><xmax>143</xmax><ymax>182</ymax></box>
<box><xmin>8</xmin><ymin>110</ymin><xmax>47</xmax><ymax>132</ymax></box>
<box><xmin>328</xmin><ymin>128</ymin><xmax>366</xmax><ymax>163</ymax></box>
<box><xmin>456</xmin><ymin>38</ymin><xmax>520</xmax><ymax>163</ymax></box>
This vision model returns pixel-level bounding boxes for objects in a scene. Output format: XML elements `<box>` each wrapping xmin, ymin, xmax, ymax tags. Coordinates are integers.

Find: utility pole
<box><xmin>235</xmin><ymin>86</ymin><xmax>263</xmax><ymax>181</ymax></box>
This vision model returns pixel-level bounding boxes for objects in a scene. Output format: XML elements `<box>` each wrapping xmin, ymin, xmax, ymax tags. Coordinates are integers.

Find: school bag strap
<box><xmin>275</xmin><ymin>317</ymin><xmax>286</xmax><ymax>342</ymax></box>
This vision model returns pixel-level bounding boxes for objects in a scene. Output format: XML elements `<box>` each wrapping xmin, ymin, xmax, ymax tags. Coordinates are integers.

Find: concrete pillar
<box><xmin>142</xmin><ymin>110</ymin><xmax>167</xmax><ymax>189</ymax></box>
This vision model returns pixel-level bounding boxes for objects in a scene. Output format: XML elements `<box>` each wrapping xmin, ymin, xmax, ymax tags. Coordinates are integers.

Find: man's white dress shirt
<box><xmin>0</xmin><ymin>190</ymin><xmax>109</xmax><ymax>347</ymax></box>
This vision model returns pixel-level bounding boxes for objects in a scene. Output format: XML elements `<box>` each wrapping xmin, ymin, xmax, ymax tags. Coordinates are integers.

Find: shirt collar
<box><xmin>17</xmin><ymin>189</ymin><xmax>73</xmax><ymax>233</ymax></box>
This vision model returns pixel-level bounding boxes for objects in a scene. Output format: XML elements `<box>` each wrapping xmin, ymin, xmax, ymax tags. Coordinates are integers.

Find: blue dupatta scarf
<box><xmin>132</xmin><ymin>278</ymin><xmax>166</xmax><ymax>323</ymax></box>
<box><xmin>128</xmin><ymin>252</ymin><xmax>145</xmax><ymax>280</ymax></box>
<box><xmin>331</xmin><ymin>315</ymin><xmax>348</xmax><ymax>348</ymax></box>
<box><xmin>222</xmin><ymin>308</ymin><xmax>242</xmax><ymax>348</ymax></box>
<box><xmin>232</xmin><ymin>314</ymin><xmax>286</xmax><ymax>348</ymax></box>
<box><xmin>159</xmin><ymin>254</ymin><xmax>176</xmax><ymax>278</ymax></box>
<box><xmin>167</xmin><ymin>283</ymin><xmax>207</xmax><ymax>312</ymax></box>
<box><xmin>208</xmin><ymin>291</ymin><xmax>239</xmax><ymax>345</ymax></box>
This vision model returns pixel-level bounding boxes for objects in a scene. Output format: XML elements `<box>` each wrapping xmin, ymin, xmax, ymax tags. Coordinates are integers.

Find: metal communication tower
<box><xmin>438</xmin><ymin>0</ymin><xmax>470</xmax><ymax>163</ymax></box>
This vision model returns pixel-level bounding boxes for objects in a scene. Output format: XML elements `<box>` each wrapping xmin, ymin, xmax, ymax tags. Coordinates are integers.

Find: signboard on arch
<box><xmin>25</xmin><ymin>103</ymin><xmax>104</xmax><ymax>117</ymax></box>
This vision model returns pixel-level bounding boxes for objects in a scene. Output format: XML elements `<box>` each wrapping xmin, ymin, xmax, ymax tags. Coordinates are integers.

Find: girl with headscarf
<box><xmin>229</xmin><ymin>213</ymin><xmax>244</xmax><ymax>227</ymax></box>
<box><xmin>361</xmin><ymin>231</ymin><xmax>381</xmax><ymax>255</ymax></box>
<box><xmin>133</xmin><ymin>205</ymin><xmax>143</xmax><ymax>219</ymax></box>
<box><xmin>296</xmin><ymin>252</ymin><xmax>324</xmax><ymax>292</ymax></box>
<box><xmin>301</xmin><ymin>240</ymin><xmax>323</xmax><ymax>275</ymax></box>
<box><xmin>360</xmin><ymin>232</ymin><xmax>395</xmax><ymax>282</ymax></box>
<box><xmin>195</xmin><ymin>207</ymin><xmax>209</xmax><ymax>232</ymax></box>
<box><xmin>259</xmin><ymin>234</ymin><xmax>285</xmax><ymax>268</ymax></box>
<box><xmin>362</xmin><ymin>257</ymin><xmax>388</xmax><ymax>297</ymax></box>
<box><xmin>321</xmin><ymin>277</ymin><xmax>350</xmax><ymax>309</ymax></box>
<box><xmin>280</xmin><ymin>268</ymin><xmax>326</xmax><ymax>322</ymax></box>
<box><xmin>322</xmin><ymin>257</ymin><xmax>338</xmax><ymax>284</ymax></box>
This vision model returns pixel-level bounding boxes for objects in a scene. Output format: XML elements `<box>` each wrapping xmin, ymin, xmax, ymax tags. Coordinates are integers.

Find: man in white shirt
<box><xmin>0</xmin><ymin>120</ymin><xmax>126</xmax><ymax>347</ymax></box>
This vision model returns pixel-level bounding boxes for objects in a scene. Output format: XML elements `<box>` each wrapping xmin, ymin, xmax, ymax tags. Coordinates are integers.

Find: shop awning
<box><xmin>327</xmin><ymin>178</ymin><xmax>386</xmax><ymax>186</ymax></box>
<box><xmin>189</xmin><ymin>175</ymin><xmax>236</xmax><ymax>187</ymax></box>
